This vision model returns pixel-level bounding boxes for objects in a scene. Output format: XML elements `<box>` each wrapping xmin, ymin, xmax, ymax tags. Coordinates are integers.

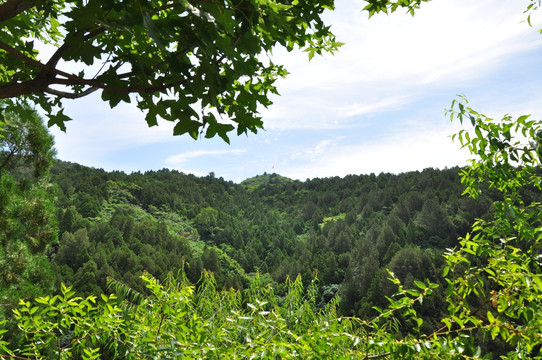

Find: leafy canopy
<box><xmin>0</xmin><ymin>0</ymin><xmax>439</xmax><ymax>142</ymax></box>
<box><xmin>442</xmin><ymin>97</ymin><xmax>542</xmax><ymax>358</ymax></box>
<box><xmin>0</xmin><ymin>0</ymin><xmax>347</xmax><ymax>142</ymax></box>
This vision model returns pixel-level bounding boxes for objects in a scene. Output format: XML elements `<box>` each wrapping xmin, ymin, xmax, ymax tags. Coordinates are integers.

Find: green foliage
<box><xmin>50</xmin><ymin>159</ymin><xmax>502</xmax><ymax>327</ymax></box>
<box><xmin>41</xmin><ymin>103</ymin><xmax>542</xmax><ymax>357</ymax></box>
<box><xmin>4</xmin><ymin>103</ymin><xmax>542</xmax><ymax>359</ymax></box>
<box><xmin>3</xmin><ymin>2</ymin><xmax>542</xmax><ymax>358</ymax></box>
<box><xmin>50</xmin><ymin>165</ymin><xmax>251</xmax><ymax>295</ymax></box>
<box><xmin>524</xmin><ymin>0</ymin><xmax>542</xmax><ymax>31</ymax></box>
<box><xmin>0</xmin><ymin>102</ymin><xmax>55</xmax><ymax>178</ymax></box>
<box><xmin>439</xmin><ymin>97</ymin><xmax>542</xmax><ymax>358</ymax></box>
<box><xmin>240</xmin><ymin>172</ymin><xmax>294</xmax><ymax>191</ymax></box>
<box><xmin>363</xmin><ymin>0</ymin><xmax>430</xmax><ymax>17</ymax></box>
<box><xmin>2</xmin><ymin>268</ymin><xmax>446</xmax><ymax>359</ymax></box>
<box><xmin>195</xmin><ymin>206</ymin><xmax>219</xmax><ymax>235</ymax></box>
<box><xmin>10</xmin><ymin>284</ymin><xmax>120</xmax><ymax>360</ymax></box>
<box><xmin>0</xmin><ymin>0</ymin><xmax>345</xmax><ymax>141</ymax></box>
<box><xmin>0</xmin><ymin>105</ymin><xmax>57</xmax><ymax>347</ymax></box>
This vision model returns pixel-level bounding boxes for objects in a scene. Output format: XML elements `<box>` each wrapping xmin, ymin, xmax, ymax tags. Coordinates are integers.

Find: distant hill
<box><xmin>240</xmin><ymin>172</ymin><xmax>294</xmax><ymax>190</ymax></box>
<box><xmin>49</xmin><ymin>160</ymin><xmax>536</xmax><ymax>328</ymax></box>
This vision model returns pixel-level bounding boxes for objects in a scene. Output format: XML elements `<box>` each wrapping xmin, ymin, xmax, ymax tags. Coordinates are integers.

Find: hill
<box><xmin>240</xmin><ymin>172</ymin><xmax>295</xmax><ymax>191</ymax></box>
<box><xmin>49</xmin><ymin>161</ymin><xmax>517</xmax><ymax>326</ymax></box>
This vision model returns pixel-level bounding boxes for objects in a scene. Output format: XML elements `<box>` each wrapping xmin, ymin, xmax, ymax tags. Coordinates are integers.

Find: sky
<box><xmin>50</xmin><ymin>0</ymin><xmax>542</xmax><ymax>183</ymax></box>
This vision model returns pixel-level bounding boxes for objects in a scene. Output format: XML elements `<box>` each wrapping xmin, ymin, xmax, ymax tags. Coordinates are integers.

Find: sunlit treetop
<box><xmin>0</xmin><ymin>0</ymin><xmax>432</xmax><ymax>142</ymax></box>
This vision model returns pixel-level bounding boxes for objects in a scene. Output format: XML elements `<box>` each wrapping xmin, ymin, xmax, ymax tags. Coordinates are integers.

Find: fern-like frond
<box><xmin>106</xmin><ymin>276</ymin><xmax>147</xmax><ymax>312</ymax></box>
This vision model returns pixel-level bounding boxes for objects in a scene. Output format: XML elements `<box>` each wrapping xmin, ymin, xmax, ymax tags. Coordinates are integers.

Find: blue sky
<box><xmin>50</xmin><ymin>0</ymin><xmax>542</xmax><ymax>182</ymax></box>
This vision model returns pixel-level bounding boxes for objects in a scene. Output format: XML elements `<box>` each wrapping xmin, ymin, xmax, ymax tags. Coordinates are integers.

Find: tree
<box><xmin>0</xmin><ymin>103</ymin><xmax>57</xmax><ymax>347</ymax></box>
<box><xmin>0</xmin><ymin>0</ymin><xmax>343</xmax><ymax>142</ymax></box>
<box><xmin>195</xmin><ymin>206</ymin><xmax>219</xmax><ymax>239</ymax></box>
<box><xmin>439</xmin><ymin>97</ymin><xmax>542</xmax><ymax>358</ymax></box>
<box><xmin>0</xmin><ymin>0</ymin><xmax>434</xmax><ymax>142</ymax></box>
<box><xmin>54</xmin><ymin>229</ymin><xmax>91</xmax><ymax>271</ymax></box>
<box><xmin>0</xmin><ymin>102</ymin><xmax>55</xmax><ymax>177</ymax></box>
<box><xmin>0</xmin><ymin>101</ymin><xmax>57</xmax><ymax>265</ymax></box>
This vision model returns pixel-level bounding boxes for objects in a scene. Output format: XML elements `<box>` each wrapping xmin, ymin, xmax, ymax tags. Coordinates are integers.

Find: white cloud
<box><xmin>338</xmin><ymin>95</ymin><xmax>413</xmax><ymax>119</ymax></box>
<box><xmin>165</xmin><ymin>149</ymin><xmax>246</xmax><ymax>165</ymax></box>
<box><xmin>50</xmin><ymin>94</ymin><xmax>178</xmax><ymax>164</ymax></box>
<box><xmin>261</xmin><ymin>0</ymin><xmax>542</xmax><ymax>130</ymax></box>
<box><xmin>162</xmin><ymin>148</ymin><xmax>247</xmax><ymax>179</ymax></box>
<box><xmin>290</xmin><ymin>139</ymin><xmax>336</xmax><ymax>159</ymax></box>
<box><xmin>340</xmin><ymin>0</ymin><xmax>538</xmax><ymax>85</ymax></box>
<box><xmin>279</xmin><ymin>123</ymin><xmax>471</xmax><ymax>180</ymax></box>
<box><xmin>46</xmin><ymin>0</ymin><xmax>542</xmax><ymax>181</ymax></box>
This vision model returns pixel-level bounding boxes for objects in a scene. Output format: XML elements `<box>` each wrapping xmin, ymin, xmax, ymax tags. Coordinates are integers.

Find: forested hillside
<box><xmin>3</xmin><ymin>107</ymin><xmax>542</xmax><ymax>358</ymax></box>
<box><xmin>3</xmin><ymin>0</ymin><xmax>542</xmax><ymax>357</ymax></box>
<box><xmin>50</xmin><ymin>161</ymin><xmax>508</xmax><ymax>328</ymax></box>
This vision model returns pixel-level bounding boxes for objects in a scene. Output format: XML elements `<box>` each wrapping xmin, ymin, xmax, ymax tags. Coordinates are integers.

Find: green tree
<box><xmin>0</xmin><ymin>0</ymin><xmax>345</xmax><ymax>141</ymax></box>
<box><xmin>194</xmin><ymin>206</ymin><xmax>220</xmax><ymax>240</ymax></box>
<box><xmin>54</xmin><ymin>229</ymin><xmax>91</xmax><ymax>271</ymax></box>
<box><xmin>0</xmin><ymin>103</ymin><xmax>55</xmax><ymax>177</ymax></box>
<box><xmin>437</xmin><ymin>97</ymin><xmax>542</xmax><ymax>358</ymax></box>
<box><xmin>416</xmin><ymin>197</ymin><xmax>455</xmax><ymax>248</ymax></box>
<box><xmin>0</xmin><ymin>104</ymin><xmax>57</xmax><ymax>346</ymax></box>
<box><xmin>195</xmin><ymin>206</ymin><xmax>219</xmax><ymax>228</ymax></box>
<box><xmin>0</xmin><ymin>0</ymin><xmax>436</xmax><ymax>141</ymax></box>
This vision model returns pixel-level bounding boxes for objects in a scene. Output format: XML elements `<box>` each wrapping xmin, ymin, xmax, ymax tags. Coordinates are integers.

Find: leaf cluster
<box><xmin>0</xmin><ymin>0</ymin><xmax>343</xmax><ymax>142</ymax></box>
<box><xmin>442</xmin><ymin>97</ymin><xmax>542</xmax><ymax>359</ymax></box>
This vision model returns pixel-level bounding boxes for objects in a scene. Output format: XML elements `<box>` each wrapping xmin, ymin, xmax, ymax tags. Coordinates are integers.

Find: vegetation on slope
<box><xmin>2</xmin><ymin>102</ymin><xmax>542</xmax><ymax>359</ymax></box>
<box><xmin>48</xmin><ymin>160</ymin><xmax>506</xmax><ymax>328</ymax></box>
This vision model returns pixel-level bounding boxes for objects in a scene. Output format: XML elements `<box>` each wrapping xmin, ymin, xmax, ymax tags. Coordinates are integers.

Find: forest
<box><xmin>3</xmin><ymin>140</ymin><xmax>542</xmax><ymax>358</ymax></box>
<box><xmin>52</xmin><ymin>162</ymin><xmax>490</xmax><ymax>315</ymax></box>
<box><xmin>2</xmin><ymin>0</ymin><xmax>542</xmax><ymax>358</ymax></box>
<box><xmin>48</xmin><ymin>161</ymin><xmax>484</xmax><ymax>319</ymax></box>
<box><xmin>1</xmin><ymin>101</ymin><xmax>542</xmax><ymax>358</ymax></box>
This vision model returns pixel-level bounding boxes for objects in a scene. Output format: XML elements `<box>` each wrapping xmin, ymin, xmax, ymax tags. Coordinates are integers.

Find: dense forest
<box><xmin>3</xmin><ymin>110</ymin><xmax>542</xmax><ymax>358</ymax></box>
<box><xmin>2</xmin><ymin>0</ymin><xmax>542</xmax><ymax>357</ymax></box>
<box><xmin>2</xmin><ymin>114</ymin><xmax>542</xmax><ymax>358</ymax></box>
<box><xmin>49</xmin><ymin>161</ymin><xmax>503</xmax><ymax>328</ymax></box>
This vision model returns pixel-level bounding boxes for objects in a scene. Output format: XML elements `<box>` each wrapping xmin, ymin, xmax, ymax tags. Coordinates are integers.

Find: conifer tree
<box><xmin>0</xmin><ymin>103</ymin><xmax>57</xmax><ymax>346</ymax></box>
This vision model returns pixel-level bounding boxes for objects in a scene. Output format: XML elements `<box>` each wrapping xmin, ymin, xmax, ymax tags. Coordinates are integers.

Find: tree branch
<box><xmin>0</xmin><ymin>76</ymin><xmax>54</xmax><ymax>97</ymax></box>
<box><xmin>0</xmin><ymin>22</ymin><xmax>191</xmax><ymax>99</ymax></box>
<box><xmin>0</xmin><ymin>24</ymin><xmax>110</xmax><ymax>98</ymax></box>
<box><xmin>0</xmin><ymin>39</ymin><xmax>77</xmax><ymax>92</ymax></box>
<box><xmin>362</xmin><ymin>352</ymin><xmax>391</xmax><ymax>360</ymax></box>
<box><xmin>45</xmin><ymin>27</ymin><xmax>106</xmax><ymax>71</ymax></box>
<box><xmin>0</xmin><ymin>0</ymin><xmax>38</xmax><ymax>23</ymax></box>
<box><xmin>0</xmin><ymin>57</ymin><xmax>187</xmax><ymax>98</ymax></box>
<box><xmin>43</xmin><ymin>86</ymin><xmax>99</xmax><ymax>99</ymax></box>
<box><xmin>52</xmin><ymin>76</ymin><xmax>189</xmax><ymax>94</ymax></box>
<box><xmin>427</xmin><ymin>294</ymin><xmax>493</xmax><ymax>340</ymax></box>
<box><xmin>0</xmin><ymin>39</ymin><xmax>48</xmax><ymax>72</ymax></box>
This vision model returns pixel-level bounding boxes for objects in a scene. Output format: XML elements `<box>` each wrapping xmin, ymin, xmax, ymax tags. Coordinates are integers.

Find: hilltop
<box><xmin>240</xmin><ymin>172</ymin><xmax>295</xmax><ymax>190</ymax></box>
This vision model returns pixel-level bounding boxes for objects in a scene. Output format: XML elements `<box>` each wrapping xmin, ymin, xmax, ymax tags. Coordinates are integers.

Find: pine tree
<box><xmin>0</xmin><ymin>103</ymin><xmax>57</xmax><ymax>346</ymax></box>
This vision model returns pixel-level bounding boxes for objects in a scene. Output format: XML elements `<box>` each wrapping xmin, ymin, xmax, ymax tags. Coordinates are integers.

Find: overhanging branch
<box><xmin>46</xmin><ymin>27</ymin><xmax>106</xmax><ymax>70</ymax></box>
<box><xmin>0</xmin><ymin>0</ymin><xmax>38</xmax><ymax>23</ymax></box>
<box><xmin>0</xmin><ymin>77</ymin><xmax>53</xmax><ymax>97</ymax></box>
<box><xmin>44</xmin><ymin>86</ymin><xmax>99</xmax><ymax>99</ymax></box>
<box><xmin>0</xmin><ymin>40</ymin><xmax>47</xmax><ymax>71</ymax></box>
<box><xmin>52</xmin><ymin>76</ymin><xmax>189</xmax><ymax>94</ymax></box>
